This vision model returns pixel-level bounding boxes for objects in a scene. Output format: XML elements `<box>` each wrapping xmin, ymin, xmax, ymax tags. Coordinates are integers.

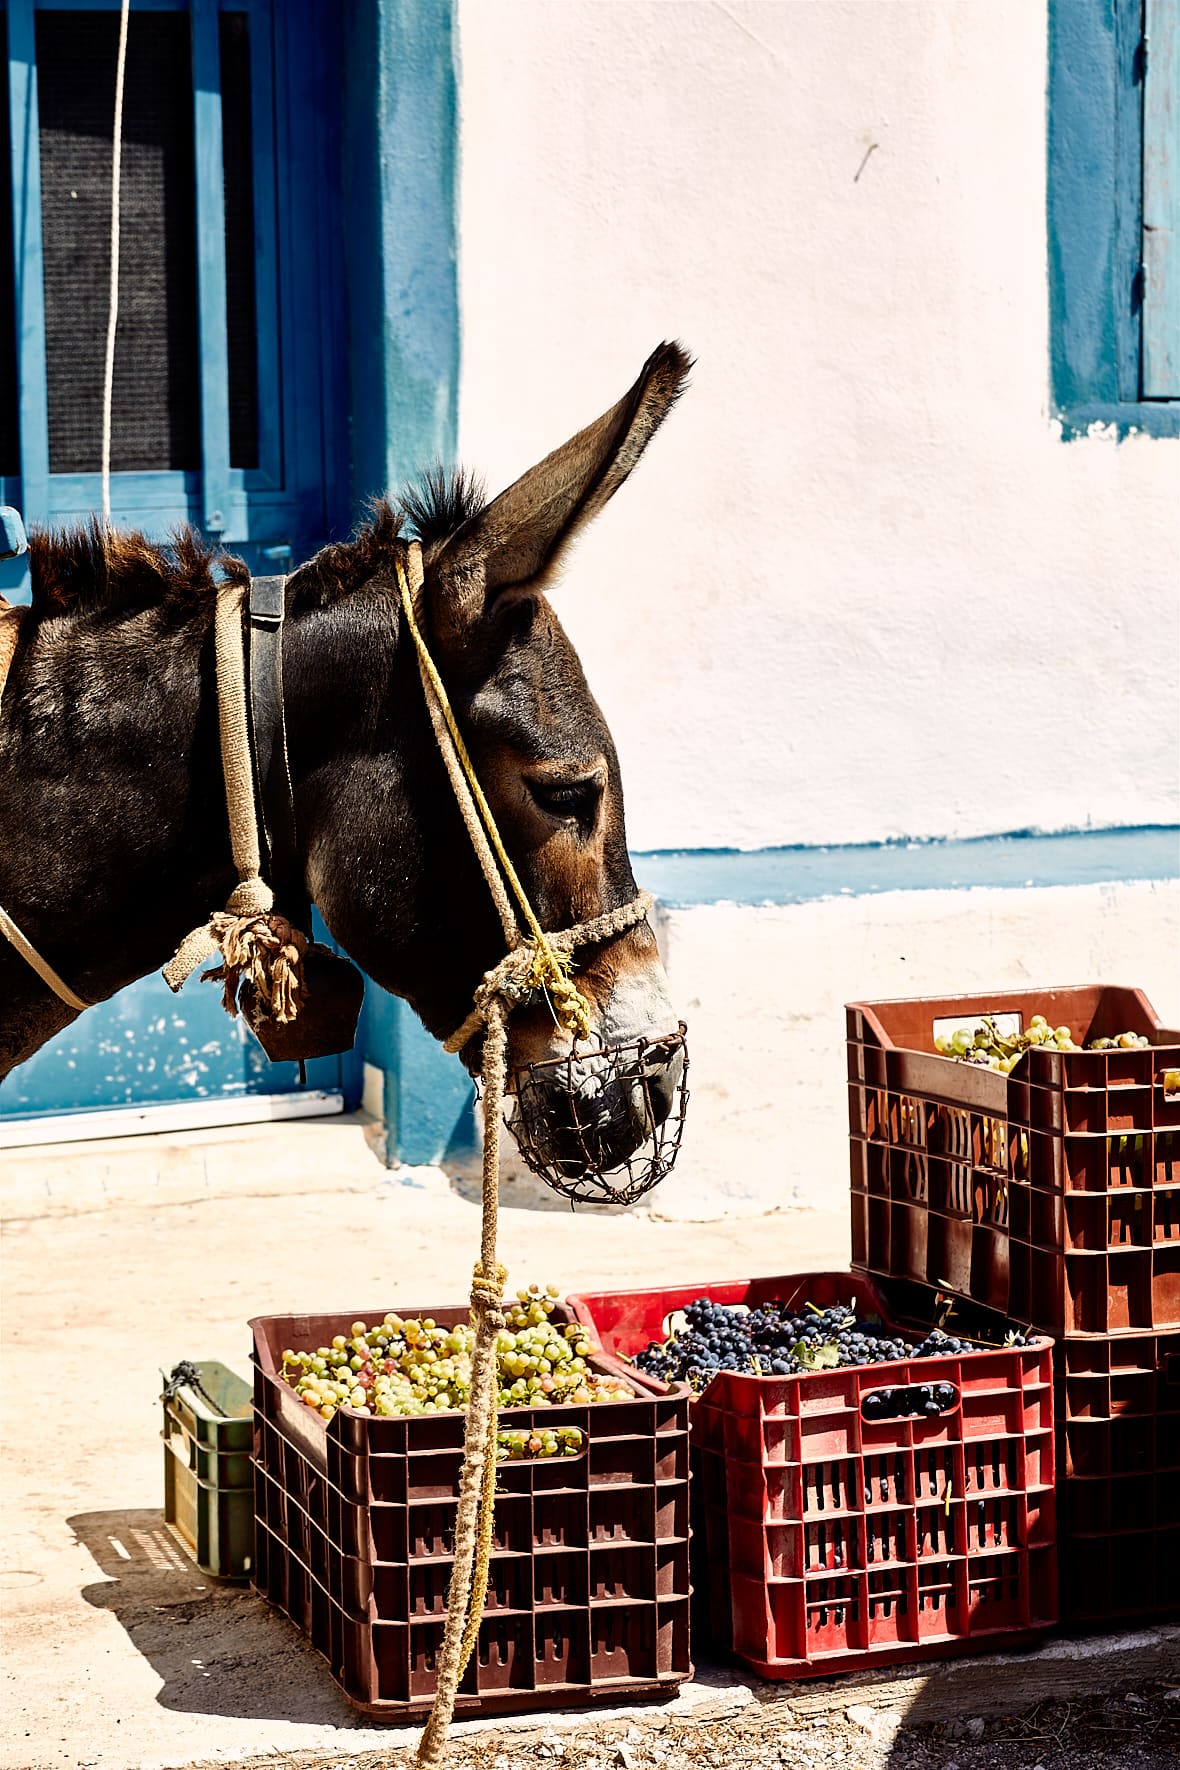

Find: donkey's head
<box><xmin>291</xmin><ymin>344</ymin><xmax>690</xmax><ymax>1184</ymax></box>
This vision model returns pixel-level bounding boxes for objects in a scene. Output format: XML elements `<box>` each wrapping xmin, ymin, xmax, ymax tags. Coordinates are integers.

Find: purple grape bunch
<box><xmin>631</xmin><ymin>1297</ymin><xmax>1032</xmax><ymax>1408</ymax></box>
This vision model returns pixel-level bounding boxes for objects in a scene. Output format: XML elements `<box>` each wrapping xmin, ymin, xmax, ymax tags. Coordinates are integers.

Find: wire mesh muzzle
<box><xmin>504</xmin><ymin>1022</ymin><xmax>689</xmax><ymax>1205</ymax></box>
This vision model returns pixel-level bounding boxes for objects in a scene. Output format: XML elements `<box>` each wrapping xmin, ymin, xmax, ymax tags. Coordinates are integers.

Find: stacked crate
<box><xmin>846</xmin><ymin>985</ymin><xmax>1180</xmax><ymax>1626</ymax></box>
<box><xmin>250</xmin><ymin>1304</ymin><xmax>692</xmax><ymax>1719</ymax></box>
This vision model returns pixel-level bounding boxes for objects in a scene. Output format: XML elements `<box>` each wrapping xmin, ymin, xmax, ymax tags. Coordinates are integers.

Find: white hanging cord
<box><xmin>101</xmin><ymin>0</ymin><xmax>131</xmax><ymax>524</ymax></box>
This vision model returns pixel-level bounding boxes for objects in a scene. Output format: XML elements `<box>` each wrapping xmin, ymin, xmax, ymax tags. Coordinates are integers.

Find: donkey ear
<box><xmin>430</xmin><ymin>341</ymin><xmax>691</xmax><ymax>637</ymax></box>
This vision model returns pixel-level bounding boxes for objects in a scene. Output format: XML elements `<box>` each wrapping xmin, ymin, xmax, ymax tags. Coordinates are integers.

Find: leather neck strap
<box><xmin>247</xmin><ymin>575</ymin><xmax>310</xmax><ymax>935</ymax></box>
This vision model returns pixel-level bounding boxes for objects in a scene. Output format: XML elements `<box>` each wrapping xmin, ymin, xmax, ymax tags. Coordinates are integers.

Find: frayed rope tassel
<box><xmin>162</xmin><ymin>877</ymin><xmax>308</xmax><ymax>1023</ymax></box>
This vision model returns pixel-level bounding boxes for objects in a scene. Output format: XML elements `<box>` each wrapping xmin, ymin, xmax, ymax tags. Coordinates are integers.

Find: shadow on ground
<box><xmin>447</xmin><ymin>1159</ymin><xmax>630</xmax><ymax>1215</ymax></box>
<box><xmin>67</xmin><ymin>1509</ymin><xmax>361</xmax><ymax>1726</ymax></box>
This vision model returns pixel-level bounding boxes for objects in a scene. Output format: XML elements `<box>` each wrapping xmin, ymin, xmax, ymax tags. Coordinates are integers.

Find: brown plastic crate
<box><xmin>874</xmin><ymin>1275</ymin><xmax>1180</xmax><ymax>1630</ymax></box>
<box><xmin>847</xmin><ymin>986</ymin><xmax>1180</xmax><ymax>1335</ymax></box>
<box><xmin>250</xmin><ymin>1304</ymin><xmax>691</xmax><ymax>1720</ymax></box>
<box><xmin>1055</xmin><ymin>1328</ymin><xmax>1180</xmax><ymax>1626</ymax></box>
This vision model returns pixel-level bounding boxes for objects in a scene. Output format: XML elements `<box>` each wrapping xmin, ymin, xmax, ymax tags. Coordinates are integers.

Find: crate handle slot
<box><xmin>861</xmin><ymin>1382</ymin><xmax>960</xmax><ymax>1423</ymax></box>
<box><xmin>163</xmin><ymin>1419</ymin><xmax>197</xmax><ymax>1470</ymax></box>
<box><xmin>495</xmin><ymin>1427</ymin><xmax>592</xmax><ymax>1469</ymax></box>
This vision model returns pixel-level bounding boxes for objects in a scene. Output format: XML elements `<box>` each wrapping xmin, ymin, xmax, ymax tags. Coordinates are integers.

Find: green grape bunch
<box><xmin>279</xmin><ymin>1283</ymin><xmax>634</xmax><ymax>1448</ymax></box>
<box><xmin>935</xmin><ymin>1013</ymin><xmax>1151</xmax><ymax>1075</ymax></box>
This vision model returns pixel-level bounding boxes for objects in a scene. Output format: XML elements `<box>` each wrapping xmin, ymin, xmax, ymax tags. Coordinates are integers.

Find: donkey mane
<box><xmin>24</xmin><ymin>469</ymin><xmax>488</xmax><ymax>620</ymax></box>
<box><xmin>27</xmin><ymin>522</ymin><xmax>243</xmax><ymax>618</ymax></box>
<box><xmin>290</xmin><ymin>468</ymin><xmax>486</xmax><ymax>610</ymax></box>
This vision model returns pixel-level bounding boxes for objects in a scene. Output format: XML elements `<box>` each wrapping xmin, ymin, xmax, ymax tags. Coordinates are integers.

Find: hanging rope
<box><xmin>0</xmin><ymin>901</ymin><xmax>91</xmax><ymax>1011</ymax></box>
<box><xmin>0</xmin><ymin>598</ymin><xmax>25</xmax><ymax>720</ymax></box>
<box><xmin>163</xmin><ymin>583</ymin><xmax>308</xmax><ymax>1015</ymax></box>
<box><xmin>397</xmin><ymin>540</ymin><xmax>654</xmax><ymax>1766</ymax></box>
<box><xmin>101</xmin><ymin>0</ymin><xmax>132</xmax><ymax>525</ymax></box>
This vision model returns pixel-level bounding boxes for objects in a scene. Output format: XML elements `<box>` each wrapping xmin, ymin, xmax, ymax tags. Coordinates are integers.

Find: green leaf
<box><xmin>794</xmin><ymin>1339</ymin><xmax>841</xmax><ymax>1371</ymax></box>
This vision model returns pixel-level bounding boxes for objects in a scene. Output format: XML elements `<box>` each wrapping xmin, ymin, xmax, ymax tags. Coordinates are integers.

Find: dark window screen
<box><xmin>0</xmin><ymin>8</ymin><xmax>20</xmax><ymax>479</ymax></box>
<box><xmin>220</xmin><ymin>12</ymin><xmax>259</xmax><ymax>470</ymax></box>
<box><xmin>37</xmin><ymin>10</ymin><xmax>200</xmax><ymax>474</ymax></box>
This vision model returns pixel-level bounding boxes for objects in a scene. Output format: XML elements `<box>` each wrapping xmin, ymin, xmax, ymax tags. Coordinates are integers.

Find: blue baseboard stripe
<box><xmin>632</xmin><ymin>826</ymin><xmax>1180</xmax><ymax>910</ymax></box>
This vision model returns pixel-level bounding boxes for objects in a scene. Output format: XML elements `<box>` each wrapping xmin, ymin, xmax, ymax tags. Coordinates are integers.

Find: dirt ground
<box><xmin>4</xmin><ymin>1114</ymin><xmax>1178</xmax><ymax>1770</ymax></box>
<box><xmin>175</xmin><ymin>1683</ymin><xmax>1180</xmax><ymax>1770</ymax></box>
<box><xmin>0</xmin><ymin>1113</ymin><xmax>844</xmax><ymax>1770</ymax></box>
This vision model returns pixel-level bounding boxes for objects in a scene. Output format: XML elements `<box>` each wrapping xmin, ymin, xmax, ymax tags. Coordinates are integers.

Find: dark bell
<box><xmin>244</xmin><ymin>944</ymin><xmax>364</xmax><ymax>1062</ymax></box>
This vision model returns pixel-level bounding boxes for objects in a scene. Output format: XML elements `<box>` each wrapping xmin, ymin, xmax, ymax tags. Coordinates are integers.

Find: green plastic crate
<box><xmin>161</xmin><ymin>1361</ymin><xmax>254</xmax><ymax>1579</ymax></box>
<box><xmin>164</xmin><ymin>1361</ymin><xmax>253</xmax><ymax>1454</ymax></box>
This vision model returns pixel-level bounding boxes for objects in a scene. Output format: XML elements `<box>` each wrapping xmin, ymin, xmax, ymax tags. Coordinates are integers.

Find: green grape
<box><xmin>280</xmin><ymin>1284</ymin><xmax>634</xmax><ymax>1423</ymax></box>
<box><xmin>939</xmin><ymin>1010</ymin><xmax>1153</xmax><ymax>1071</ymax></box>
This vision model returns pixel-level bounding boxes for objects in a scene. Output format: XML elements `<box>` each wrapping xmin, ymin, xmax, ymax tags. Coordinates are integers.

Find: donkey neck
<box><xmin>0</xmin><ymin>601</ymin><xmax>237</xmax><ymax>1075</ymax></box>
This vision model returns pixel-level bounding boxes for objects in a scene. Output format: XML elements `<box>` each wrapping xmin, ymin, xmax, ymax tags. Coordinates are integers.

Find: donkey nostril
<box><xmin>641</xmin><ymin>1045</ymin><xmax>684</xmax><ymax>1130</ymax></box>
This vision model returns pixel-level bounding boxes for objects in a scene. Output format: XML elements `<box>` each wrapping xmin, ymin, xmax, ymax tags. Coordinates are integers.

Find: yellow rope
<box><xmin>395</xmin><ymin>551</ymin><xmax>592</xmax><ymax>1042</ymax></box>
<box><xmin>403</xmin><ymin>538</ymin><xmax>656</xmax><ymax>1766</ymax></box>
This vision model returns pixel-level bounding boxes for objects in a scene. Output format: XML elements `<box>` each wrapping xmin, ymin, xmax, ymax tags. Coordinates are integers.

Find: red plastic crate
<box><xmin>847</xmin><ymin>987</ymin><xmax>1180</xmax><ymax>1335</ymax></box>
<box><xmin>873</xmin><ymin>1274</ymin><xmax>1180</xmax><ymax>1630</ymax></box>
<box><xmin>250</xmin><ymin>1303</ymin><xmax>692</xmax><ymax>1720</ymax></box>
<box><xmin>567</xmin><ymin>1272</ymin><xmax>1057</xmax><ymax>1679</ymax></box>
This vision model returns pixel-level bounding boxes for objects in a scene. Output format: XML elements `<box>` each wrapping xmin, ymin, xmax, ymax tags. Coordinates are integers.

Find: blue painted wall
<box><xmin>1048</xmin><ymin>0</ymin><xmax>1180</xmax><ymax>436</ymax></box>
<box><xmin>342</xmin><ymin>0</ymin><xmax>472</xmax><ymax>1165</ymax></box>
<box><xmin>633</xmin><ymin>825</ymin><xmax>1179</xmax><ymax>910</ymax></box>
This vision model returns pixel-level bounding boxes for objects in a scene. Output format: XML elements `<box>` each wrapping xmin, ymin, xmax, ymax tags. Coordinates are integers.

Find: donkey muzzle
<box><xmin>507</xmin><ymin>1023</ymin><xmax>688</xmax><ymax>1205</ymax></box>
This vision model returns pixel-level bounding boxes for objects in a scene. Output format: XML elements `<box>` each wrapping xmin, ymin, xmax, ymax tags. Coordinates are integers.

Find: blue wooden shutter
<box><xmin>3</xmin><ymin>0</ymin><xmax>344</xmax><ymax>554</ymax></box>
<box><xmin>1143</xmin><ymin>0</ymin><xmax>1180</xmax><ymax>395</ymax></box>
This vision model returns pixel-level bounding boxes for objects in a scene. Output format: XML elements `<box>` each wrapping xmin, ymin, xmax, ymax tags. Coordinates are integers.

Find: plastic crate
<box><xmin>162</xmin><ymin>1360</ymin><xmax>254</xmax><ymax>1579</ymax></box>
<box><xmin>567</xmin><ymin>1272</ymin><xmax>1057</xmax><ymax>1679</ymax></box>
<box><xmin>162</xmin><ymin>1360</ymin><xmax>254</xmax><ymax>1489</ymax></box>
<box><xmin>847</xmin><ymin>987</ymin><xmax>1180</xmax><ymax>1335</ymax></box>
<box><xmin>250</xmin><ymin>1304</ymin><xmax>692</xmax><ymax>1720</ymax></box>
<box><xmin>1056</xmin><ymin>1329</ymin><xmax>1180</xmax><ymax>1625</ymax></box>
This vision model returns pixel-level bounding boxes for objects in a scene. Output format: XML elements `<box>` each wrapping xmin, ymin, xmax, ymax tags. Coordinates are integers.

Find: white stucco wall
<box><xmin>648</xmin><ymin>879</ymin><xmax>1180</xmax><ymax>1218</ymax></box>
<box><xmin>455</xmin><ymin>0</ymin><xmax>1180</xmax><ymax>852</ymax></box>
<box><xmin>450</xmin><ymin>1</ymin><xmax>1178</xmax><ymax>1221</ymax></box>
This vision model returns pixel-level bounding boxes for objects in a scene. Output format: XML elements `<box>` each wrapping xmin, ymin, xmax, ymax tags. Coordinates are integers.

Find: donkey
<box><xmin>0</xmin><ymin>343</ymin><xmax>691</xmax><ymax>1179</ymax></box>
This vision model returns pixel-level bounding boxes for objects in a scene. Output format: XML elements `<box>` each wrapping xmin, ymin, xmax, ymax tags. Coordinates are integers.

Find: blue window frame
<box><xmin>1049</xmin><ymin>0</ymin><xmax>1180</xmax><ymax>436</ymax></box>
<box><xmin>3</xmin><ymin>0</ymin><xmax>347</xmax><ymax>557</ymax></box>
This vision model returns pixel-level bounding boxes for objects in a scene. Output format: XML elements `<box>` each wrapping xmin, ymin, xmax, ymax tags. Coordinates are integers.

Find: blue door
<box><xmin>2</xmin><ymin>0</ymin><xmax>360</xmax><ymax>1126</ymax></box>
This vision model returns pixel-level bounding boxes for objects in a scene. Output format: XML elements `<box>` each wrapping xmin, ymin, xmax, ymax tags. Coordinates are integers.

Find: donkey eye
<box><xmin>526</xmin><ymin>775</ymin><xmax>603</xmax><ymax>824</ymax></box>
